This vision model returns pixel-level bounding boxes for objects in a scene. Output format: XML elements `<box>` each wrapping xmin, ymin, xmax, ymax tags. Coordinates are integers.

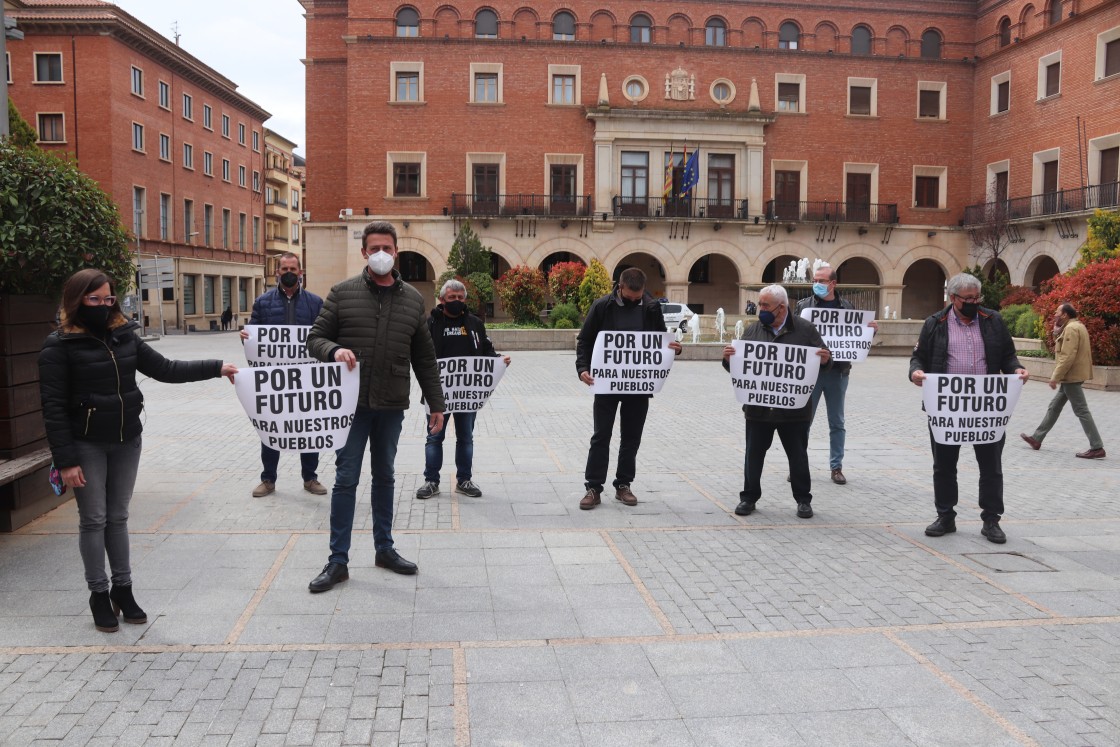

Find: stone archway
<box><xmin>539</xmin><ymin>251</ymin><xmax>585</xmax><ymax>277</ymax></box>
<box><xmin>982</xmin><ymin>258</ymin><xmax>1011</xmax><ymax>280</ymax></box>
<box><xmin>835</xmin><ymin>257</ymin><xmax>882</xmax><ymax>311</ymax></box>
<box><xmin>686</xmin><ymin>254</ymin><xmax>740</xmax><ymax>315</ymax></box>
<box><xmin>1027</xmin><ymin>255</ymin><xmax>1060</xmax><ymax>290</ymax></box>
<box><xmin>398</xmin><ymin>251</ymin><xmax>436</xmax><ymax>307</ymax></box>
<box><xmin>902</xmin><ymin>258</ymin><xmax>947</xmax><ymax>320</ymax></box>
<box><xmin>762</xmin><ymin>255</ymin><xmax>802</xmax><ymax>283</ymax></box>
<box><xmin>614</xmin><ymin>252</ymin><xmax>667</xmax><ymax>297</ymax></box>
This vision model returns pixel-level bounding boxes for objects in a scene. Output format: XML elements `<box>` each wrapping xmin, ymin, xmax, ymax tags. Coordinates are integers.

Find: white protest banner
<box><xmin>432</xmin><ymin>356</ymin><xmax>508</xmax><ymax>414</ymax></box>
<box><xmin>234</xmin><ymin>362</ymin><xmax>359</xmax><ymax>452</ymax></box>
<box><xmin>799</xmin><ymin>308</ymin><xmax>876</xmax><ymax>363</ymax></box>
<box><xmin>922</xmin><ymin>374</ymin><xmax>1024</xmax><ymax>445</ymax></box>
<box><xmin>243</xmin><ymin>325</ymin><xmax>314</xmax><ymax>367</ymax></box>
<box><xmin>589</xmin><ymin>331</ymin><xmax>675</xmax><ymax>395</ymax></box>
<box><xmin>729</xmin><ymin>340</ymin><xmax>822</xmax><ymax>409</ymax></box>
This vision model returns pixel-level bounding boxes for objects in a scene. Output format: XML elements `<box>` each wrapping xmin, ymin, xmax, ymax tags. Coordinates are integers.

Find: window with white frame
<box><xmin>847</xmin><ymin>77</ymin><xmax>877</xmax><ymax>116</ymax></box>
<box><xmin>842</xmin><ymin>163</ymin><xmax>879</xmax><ymax>218</ymax></box>
<box><xmin>1037</xmin><ymin>51</ymin><xmax>1062</xmax><ymax>99</ymax></box>
<box><xmin>775</xmin><ymin>73</ymin><xmax>806</xmax><ymax>113</ymax></box>
<box><xmin>131</xmin><ymin>66</ymin><xmax>143</xmax><ymax>97</ymax></box>
<box><xmin>159</xmin><ymin>133</ymin><xmax>170</xmax><ymax>161</ymax></box>
<box><xmin>1032</xmin><ymin>149</ymin><xmax>1060</xmax><ymax>203</ymax></box>
<box><xmin>34</xmin><ymin>53</ymin><xmax>63</xmax><ymax>83</ymax></box>
<box><xmin>239</xmin><ymin>165</ymin><xmax>247</xmax><ymax>187</ymax></box>
<box><xmin>710</xmin><ymin>78</ymin><xmax>736</xmax><ymax>105</ymax></box>
<box><xmin>1096</xmin><ymin>27</ymin><xmax>1120</xmax><ymax>80</ymax></box>
<box><xmin>203</xmin><ymin>151</ymin><xmax>213</xmax><ymax>176</ymax></box>
<box><xmin>5</xmin><ymin>52</ymin><xmax>11</xmax><ymax>84</ymax></box>
<box><xmin>158</xmin><ymin>80</ymin><xmax>170</xmax><ymax>109</ymax></box>
<box><xmin>238</xmin><ymin>123</ymin><xmax>245</xmax><ymax>145</ymax></box>
<box><xmin>623</xmin><ymin>76</ymin><xmax>648</xmax><ymax>102</ymax></box>
<box><xmin>221</xmin><ymin>114</ymin><xmax>230</xmax><ymax>138</ymax></box>
<box><xmin>160</xmin><ymin>193</ymin><xmax>171</xmax><ymax>241</ymax></box>
<box><xmin>132</xmin><ymin>186</ymin><xmax>146</xmax><ymax>238</ymax></box>
<box><xmin>387</xmin><ymin>152</ymin><xmax>427</xmax><ymax>198</ymax></box>
<box><xmin>549</xmin><ymin>64</ymin><xmax>580</xmax><ymax>105</ymax></box>
<box><xmin>203</xmin><ymin>104</ymin><xmax>212</xmax><ymax>130</ymax></box>
<box><xmin>917</xmin><ymin>81</ymin><xmax>947</xmax><ymax>119</ymax></box>
<box><xmin>37</xmin><ymin>113</ymin><xmax>65</xmax><ymax>142</ymax></box>
<box><xmin>252</xmin><ymin>170</ymin><xmax>261</xmax><ymax>192</ymax></box>
<box><xmin>222</xmin><ymin>158</ymin><xmax>231</xmax><ymax>182</ymax></box>
<box><xmin>544</xmin><ymin>154</ymin><xmax>583</xmax><ymax>209</ymax></box>
<box><xmin>913</xmin><ymin>165</ymin><xmax>947</xmax><ymax>208</ymax></box>
<box><xmin>252</xmin><ymin>130</ymin><xmax>260</xmax><ymax>152</ymax></box>
<box><xmin>466</xmin><ymin>153</ymin><xmax>506</xmax><ymax>207</ymax></box>
<box><xmin>470</xmin><ymin>63</ymin><xmax>503</xmax><ymax>103</ymax></box>
<box><xmin>182</xmin><ymin>93</ymin><xmax>193</xmax><ymax>120</ymax></box>
<box><xmin>770</xmin><ymin>160</ymin><xmax>808</xmax><ymax>210</ymax></box>
<box><xmin>990</xmin><ymin>71</ymin><xmax>1010</xmax><ymax>115</ymax></box>
<box><xmin>132</xmin><ymin>122</ymin><xmax>144</xmax><ymax>152</ymax></box>
<box><xmin>390</xmin><ymin>62</ymin><xmax>424</xmax><ymax>102</ymax></box>
<box><xmin>183</xmin><ymin>143</ymin><xmax>194</xmax><ymax>169</ymax></box>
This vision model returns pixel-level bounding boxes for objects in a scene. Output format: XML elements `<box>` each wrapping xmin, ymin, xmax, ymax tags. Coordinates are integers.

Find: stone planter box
<box><xmin>1020</xmin><ymin>356</ymin><xmax>1120</xmax><ymax>391</ymax></box>
<box><xmin>488</xmin><ymin>328</ymin><xmax>578</xmax><ymax>351</ymax></box>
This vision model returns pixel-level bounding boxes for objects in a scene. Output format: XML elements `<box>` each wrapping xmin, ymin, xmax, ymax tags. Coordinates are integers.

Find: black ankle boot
<box><xmin>109</xmin><ymin>584</ymin><xmax>147</xmax><ymax>624</ymax></box>
<box><xmin>89</xmin><ymin>591</ymin><xmax>119</xmax><ymax>632</ymax></box>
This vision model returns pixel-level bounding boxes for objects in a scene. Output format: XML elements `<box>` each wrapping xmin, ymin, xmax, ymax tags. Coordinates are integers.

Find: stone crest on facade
<box><xmin>664</xmin><ymin>68</ymin><xmax>695</xmax><ymax>101</ymax></box>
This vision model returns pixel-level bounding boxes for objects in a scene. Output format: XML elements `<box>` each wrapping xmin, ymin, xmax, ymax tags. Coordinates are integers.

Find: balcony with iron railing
<box><xmin>963</xmin><ymin>182</ymin><xmax>1119</xmax><ymax>226</ymax></box>
<box><xmin>610</xmin><ymin>196</ymin><xmax>749</xmax><ymax>220</ymax></box>
<box><xmin>764</xmin><ymin>200</ymin><xmax>898</xmax><ymax>224</ymax></box>
<box><xmin>449</xmin><ymin>193</ymin><xmax>593</xmax><ymax>218</ymax></box>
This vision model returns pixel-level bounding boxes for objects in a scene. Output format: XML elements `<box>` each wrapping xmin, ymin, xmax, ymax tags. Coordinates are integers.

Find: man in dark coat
<box><xmin>575</xmin><ymin>268</ymin><xmax>682</xmax><ymax>510</ymax></box>
<box><xmin>909</xmin><ymin>272</ymin><xmax>1028</xmax><ymax>544</ymax></box>
<box><xmin>415</xmin><ymin>279</ymin><xmax>510</xmax><ymax>500</ymax></box>
<box><xmin>241</xmin><ymin>252</ymin><xmax>326</xmax><ymax>497</ymax></box>
<box><xmin>304</xmin><ymin>221</ymin><xmax>445</xmax><ymax>592</ymax></box>
<box><xmin>722</xmin><ymin>284</ymin><xmax>832</xmax><ymax>519</ymax></box>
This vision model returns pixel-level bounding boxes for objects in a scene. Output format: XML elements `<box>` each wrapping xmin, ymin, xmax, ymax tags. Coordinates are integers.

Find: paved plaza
<box><xmin>1</xmin><ymin>332</ymin><xmax>1118</xmax><ymax>746</ymax></box>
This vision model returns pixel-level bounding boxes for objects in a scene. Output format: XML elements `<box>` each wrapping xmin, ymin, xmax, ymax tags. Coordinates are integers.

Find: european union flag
<box><xmin>679</xmin><ymin>149</ymin><xmax>699</xmax><ymax>198</ymax></box>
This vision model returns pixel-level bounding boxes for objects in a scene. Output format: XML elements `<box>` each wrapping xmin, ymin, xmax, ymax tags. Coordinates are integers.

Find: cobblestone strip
<box><xmin>884</xmin><ymin>630</ymin><xmax>1043</xmax><ymax>747</ymax></box>
<box><xmin>145</xmin><ymin>473</ymin><xmax>222</xmax><ymax>533</ymax></box>
<box><xmin>225</xmin><ymin>533</ymin><xmax>300</xmax><ymax>645</ymax></box>
<box><xmin>602</xmin><ymin>530</ymin><xmax>677</xmax><ymax>636</ymax></box>
<box><xmin>884</xmin><ymin>525</ymin><xmax>1059</xmax><ymax>618</ymax></box>
<box><xmin>453</xmin><ymin>648</ymin><xmax>470</xmax><ymax>747</ymax></box>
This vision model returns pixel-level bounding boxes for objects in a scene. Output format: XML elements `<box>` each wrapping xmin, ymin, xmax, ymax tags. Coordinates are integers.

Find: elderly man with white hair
<box><xmin>722</xmin><ymin>284</ymin><xmax>832</xmax><ymax>519</ymax></box>
<box><xmin>910</xmin><ymin>272</ymin><xmax>1028</xmax><ymax>544</ymax></box>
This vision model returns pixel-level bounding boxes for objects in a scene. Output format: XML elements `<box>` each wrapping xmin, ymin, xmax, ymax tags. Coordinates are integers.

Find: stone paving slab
<box><xmin>1</xmin><ymin>335</ymin><xmax>1118</xmax><ymax>745</ymax></box>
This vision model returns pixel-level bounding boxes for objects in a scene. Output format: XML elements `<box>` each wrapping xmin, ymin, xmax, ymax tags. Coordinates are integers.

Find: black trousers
<box><xmin>741</xmin><ymin>420</ymin><xmax>812</xmax><ymax>504</ymax></box>
<box><xmin>929</xmin><ymin>430</ymin><xmax>1005</xmax><ymax>520</ymax></box>
<box><xmin>584</xmin><ymin>395</ymin><xmax>650</xmax><ymax>492</ymax></box>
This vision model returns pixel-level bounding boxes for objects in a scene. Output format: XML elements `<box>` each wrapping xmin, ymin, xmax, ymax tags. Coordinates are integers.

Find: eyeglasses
<box><xmin>953</xmin><ymin>295</ymin><xmax>981</xmax><ymax>303</ymax></box>
<box><xmin>84</xmin><ymin>295</ymin><xmax>117</xmax><ymax>306</ymax></box>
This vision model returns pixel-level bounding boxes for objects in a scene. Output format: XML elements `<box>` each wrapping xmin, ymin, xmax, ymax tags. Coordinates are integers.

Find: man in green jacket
<box><xmin>1021</xmin><ymin>303</ymin><xmax>1105</xmax><ymax>459</ymax></box>
<box><xmin>305</xmin><ymin>221</ymin><xmax>446</xmax><ymax>592</ymax></box>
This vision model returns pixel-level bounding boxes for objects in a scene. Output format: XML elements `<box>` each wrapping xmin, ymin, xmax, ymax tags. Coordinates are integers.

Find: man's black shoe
<box><xmin>375</xmin><ymin>548</ymin><xmax>418</xmax><ymax>575</ymax></box>
<box><xmin>796</xmin><ymin>502</ymin><xmax>813</xmax><ymax>519</ymax></box>
<box><xmin>734</xmin><ymin>500</ymin><xmax>756</xmax><ymax>516</ymax></box>
<box><xmin>981</xmin><ymin>519</ymin><xmax>1007</xmax><ymax>544</ymax></box>
<box><xmin>924</xmin><ymin>515</ymin><xmax>956</xmax><ymax>537</ymax></box>
<box><xmin>308</xmin><ymin>562</ymin><xmax>348</xmax><ymax>593</ymax></box>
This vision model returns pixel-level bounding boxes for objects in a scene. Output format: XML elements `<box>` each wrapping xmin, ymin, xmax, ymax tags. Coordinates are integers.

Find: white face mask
<box><xmin>366</xmin><ymin>250</ymin><xmax>395</xmax><ymax>276</ymax></box>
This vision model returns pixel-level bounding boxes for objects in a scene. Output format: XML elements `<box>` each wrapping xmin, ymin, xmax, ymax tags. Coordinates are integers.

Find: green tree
<box><xmin>0</xmin><ymin>141</ymin><xmax>133</xmax><ymax>297</ymax></box>
<box><xmin>577</xmin><ymin>259</ymin><xmax>612</xmax><ymax>314</ymax></box>
<box><xmin>6</xmin><ymin>98</ymin><xmax>39</xmax><ymax>149</ymax></box>
<box><xmin>448</xmin><ymin>220</ymin><xmax>493</xmax><ymax>276</ymax></box>
<box><xmin>1076</xmin><ymin>209</ymin><xmax>1120</xmax><ymax>268</ymax></box>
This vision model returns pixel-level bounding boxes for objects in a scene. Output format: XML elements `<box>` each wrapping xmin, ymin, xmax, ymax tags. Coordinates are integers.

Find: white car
<box><xmin>659</xmin><ymin>302</ymin><xmax>694</xmax><ymax>332</ymax></box>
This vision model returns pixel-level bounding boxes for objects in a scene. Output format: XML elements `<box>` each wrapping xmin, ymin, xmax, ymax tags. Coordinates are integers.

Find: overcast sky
<box><xmin>113</xmin><ymin>0</ymin><xmax>307</xmax><ymax>155</ymax></box>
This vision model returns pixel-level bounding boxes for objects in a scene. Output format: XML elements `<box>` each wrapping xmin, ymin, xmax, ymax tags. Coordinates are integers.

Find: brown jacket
<box><xmin>1051</xmin><ymin>319</ymin><xmax>1093</xmax><ymax>383</ymax></box>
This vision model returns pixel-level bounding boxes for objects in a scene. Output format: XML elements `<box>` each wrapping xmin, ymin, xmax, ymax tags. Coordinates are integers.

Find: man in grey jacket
<box><xmin>305</xmin><ymin>221</ymin><xmax>446</xmax><ymax>592</ymax></box>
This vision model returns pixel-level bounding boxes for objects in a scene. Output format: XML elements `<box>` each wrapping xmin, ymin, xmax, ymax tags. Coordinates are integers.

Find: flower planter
<box><xmin>1020</xmin><ymin>356</ymin><xmax>1120</xmax><ymax>392</ymax></box>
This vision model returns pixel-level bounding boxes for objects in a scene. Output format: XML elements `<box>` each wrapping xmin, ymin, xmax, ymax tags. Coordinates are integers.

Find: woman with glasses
<box><xmin>38</xmin><ymin>269</ymin><xmax>238</xmax><ymax>633</ymax></box>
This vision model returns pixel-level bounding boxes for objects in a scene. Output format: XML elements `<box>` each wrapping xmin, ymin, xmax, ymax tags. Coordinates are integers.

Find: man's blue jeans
<box><xmin>423</xmin><ymin>412</ymin><xmax>476</xmax><ymax>484</ymax></box>
<box><xmin>260</xmin><ymin>444</ymin><xmax>319</xmax><ymax>483</ymax></box>
<box><xmin>809</xmin><ymin>367</ymin><xmax>848</xmax><ymax>470</ymax></box>
<box><xmin>328</xmin><ymin>407</ymin><xmax>405</xmax><ymax>565</ymax></box>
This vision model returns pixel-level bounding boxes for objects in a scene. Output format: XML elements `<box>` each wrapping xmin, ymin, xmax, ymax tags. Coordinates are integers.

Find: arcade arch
<box><xmin>613</xmin><ymin>252</ymin><xmax>666</xmax><ymax>296</ymax></box>
<box><xmin>686</xmin><ymin>253</ymin><xmax>741</xmax><ymax>314</ymax></box>
<box><xmin>902</xmin><ymin>259</ymin><xmax>947</xmax><ymax>319</ymax></box>
<box><xmin>1026</xmin><ymin>255</ymin><xmax>1060</xmax><ymax>290</ymax></box>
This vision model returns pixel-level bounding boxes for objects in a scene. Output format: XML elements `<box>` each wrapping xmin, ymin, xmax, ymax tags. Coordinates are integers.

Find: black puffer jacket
<box><xmin>39</xmin><ymin>316</ymin><xmax>224</xmax><ymax>468</ymax></box>
<box><xmin>306</xmin><ymin>269</ymin><xmax>445</xmax><ymax>411</ymax></box>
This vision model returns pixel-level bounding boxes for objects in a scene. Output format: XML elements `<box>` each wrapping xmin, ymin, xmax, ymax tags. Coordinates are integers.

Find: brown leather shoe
<box><xmin>1076</xmin><ymin>448</ymin><xmax>1106</xmax><ymax>459</ymax></box>
<box><xmin>830</xmin><ymin>468</ymin><xmax>846</xmax><ymax>485</ymax></box>
<box><xmin>251</xmin><ymin>481</ymin><xmax>275</xmax><ymax>498</ymax></box>
<box><xmin>615</xmin><ymin>484</ymin><xmax>638</xmax><ymax>506</ymax></box>
<box><xmin>303</xmin><ymin>480</ymin><xmax>328</xmax><ymax>495</ymax></box>
<box><xmin>579</xmin><ymin>488</ymin><xmax>601</xmax><ymax>510</ymax></box>
<box><xmin>1020</xmin><ymin>433</ymin><xmax>1042</xmax><ymax>450</ymax></box>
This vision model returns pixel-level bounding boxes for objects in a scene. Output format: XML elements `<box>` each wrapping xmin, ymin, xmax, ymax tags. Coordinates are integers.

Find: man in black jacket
<box><xmin>722</xmin><ymin>284</ymin><xmax>831</xmax><ymax>519</ymax></box>
<box><xmin>909</xmin><ymin>273</ymin><xmax>1028</xmax><ymax>544</ymax></box>
<box><xmin>415</xmin><ymin>280</ymin><xmax>510</xmax><ymax>500</ymax></box>
<box><xmin>576</xmin><ymin>268</ymin><xmax>682</xmax><ymax>509</ymax></box>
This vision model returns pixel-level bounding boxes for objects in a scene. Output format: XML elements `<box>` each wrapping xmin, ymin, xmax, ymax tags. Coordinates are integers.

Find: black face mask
<box><xmin>621</xmin><ymin>295</ymin><xmax>642</xmax><ymax>307</ymax></box>
<box><xmin>78</xmin><ymin>305</ymin><xmax>112</xmax><ymax>332</ymax></box>
<box><xmin>443</xmin><ymin>300</ymin><xmax>467</xmax><ymax>317</ymax></box>
<box><xmin>959</xmin><ymin>302</ymin><xmax>979</xmax><ymax>320</ymax></box>
<box><xmin>279</xmin><ymin>271</ymin><xmax>300</xmax><ymax>288</ymax></box>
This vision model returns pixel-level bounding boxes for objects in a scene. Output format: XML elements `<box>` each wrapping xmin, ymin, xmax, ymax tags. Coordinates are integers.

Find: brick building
<box><xmin>300</xmin><ymin>0</ymin><xmax>1120</xmax><ymax>319</ymax></box>
<box><xmin>263</xmin><ymin>128</ymin><xmax>304</xmax><ymax>277</ymax></box>
<box><xmin>5</xmin><ymin>0</ymin><xmax>270</xmax><ymax>332</ymax></box>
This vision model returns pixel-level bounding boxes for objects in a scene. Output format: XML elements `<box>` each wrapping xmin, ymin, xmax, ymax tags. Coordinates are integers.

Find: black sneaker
<box><xmin>308</xmin><ymin>562</ymin><xmax>348</xmax><ymax>593</ymax></box>
<box><xmin>416</xmin><ymin>482</ymin><xmax>440</xmax><ymax>499</ymax></box>
<box><xmin>924</xmin><ymin>515</ymin><xmax>956</xmax><ymax>537</ymax></box>
<box><xmin>455</xmin><ymin>480</ymin><xmax>482</xmax><ymax>498</ymax></box>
